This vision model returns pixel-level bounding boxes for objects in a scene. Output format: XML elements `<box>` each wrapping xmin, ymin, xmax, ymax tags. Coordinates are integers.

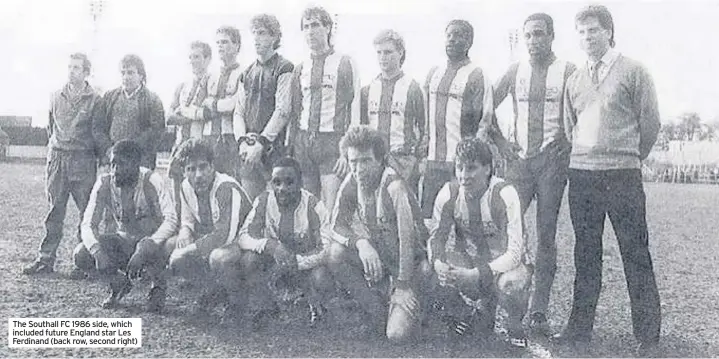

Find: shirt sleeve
<box><xmin>338</xmin><ymin>56</ymin><xmax>361</xmax><ymax>129</ymax></box>
<box><xmin>216</xmin><ymin>72</ymin><xmax>244</xmax><ymax>115</ymax></box>
<box><xmin>475</xmin><ymin>70</ymin><xmax>496</xmax><ymax>142</ymax></box>
<box><xmin>166</xmin><ymin>83</ymin><xmax>185</xmax><ymax>125</ymax></box>
<box><xmin>297</xmin><ymin>198</ymin><xmax>332</xmax><ymax>271</ymax></box>
<box><xmin>285</xmin><ymin>65</ymin><xmax>303</xmax><ymax>149</ymax></box>
<box><xmin>387</xmin><ymin>180</ymin><xmax>418</xmax><ymax>288</ymax></box>
<box><xmin>237</xmin><ymin>193</ymin><xmax>271</xmax><ymax>253</ymax></box>
<box><xmin>407</xmin><ymin>80</ymin><xmax>426</xmax><ymax>158</ymax></box>
<box><xmin>330</xmin><ymin>175</ymin><xmax>361</xmax><ymax>247</ymax></box>
<box><xmin>563</xmin><ymin>77</ymin><xmax>577</xmax><ymax>144</ymax></box>
<box><xmin>488</xmin><ymin>185</ymin><xmax>526</xmax><ymax>273</ymax></box>
<box><xmin>195</xmin><ymin>183</ymin><xmax>250</xmax><ymax>257</ymax></box>
<box><xmin>81</xmin><ymin>177</ymin><xmax>108</xmax><ymax>255</ymax></box>
<box><xmin>427</xmin><ymin>184</ymin><xmax>453</xmax><ymax>264</ymax></box>
<box><xmin>147</xmin><ymin>173</ymin><xmax>178</xmax><ymax>244</ymax></box>
<box><xmin>419</xmin><ymin>67</ymin><xmax>437</xmax><ymax>158</ymax></box>
<box><xmin>233</xmin><ymin>83</ymin><xmax>247</xmax><ymax>141</ymax></box>
<box><xmin>493</xmin><ymin>63</ymin><xmax>518</xmax><ymax>109</ymax></box>
<box><xmin>47</xmin><ymin>93</ymin><xmax>55</xmax><ymax>139</ymax></box>
<box><xmin>634</xmin><ymin>64</ymin><xmax>661</xmax><ymax>160</ymax></box>
<box><xmin>90</xmin><ymin>94</ymin><xmax>111</xmax><ymax>158</ymax></box>
<box><xmin>260</xmin><ymin>66</ymin><xmax>295</xmax><ymax>142</ymax></box>
<box><xmin>177</xmin><ymin>182</ymin><xmax>195</xmax><ymax>245</ymax></box>
<box><xmin>360</xmin><ymin>85</ymin><xmax>369</xmax><ymax>125</ymax></box>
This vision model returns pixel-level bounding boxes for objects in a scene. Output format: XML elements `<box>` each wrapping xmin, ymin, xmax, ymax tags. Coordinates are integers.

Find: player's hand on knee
<box><xmin>333</xmin><ymin>156</ymin><xmax>350</xmax><ymax>178</ymax></box>
<box><xmin>356</xmin><ymin>239</ymin><xmax>383</xmax><ymax>282</ymax></box>
<box><xmin>126</xmin><ymin>237</ymin><xmax>155</xmax><ymax>279</ymax></box>
<box><xmin>391</xmin><ymin>287</ymin><xmax>419</xmax><ymax>319</ymax></box>
<box><xmin>434</xmin><ymin>259</ymin><xmax>452</xmax><ymax>286</ymax></box>
<box><xmin>269</xmin><ymin>241</ymin><xmax>297</xmax><ymax>271</ymax></box>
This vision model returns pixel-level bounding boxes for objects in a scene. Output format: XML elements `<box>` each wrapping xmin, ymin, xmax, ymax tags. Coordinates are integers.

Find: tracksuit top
<box><xmin>81</xmin><ymin>168</ymin><xmax>177</xmax><ymax>253</ymax></box>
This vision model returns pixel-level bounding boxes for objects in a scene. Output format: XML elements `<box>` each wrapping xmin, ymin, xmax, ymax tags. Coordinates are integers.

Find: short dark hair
<box><xmin>524</xmin><ymin>13</ymin><xmax>554</xmax><ymax>37</ymax></box>
<box><xmin>575</xmin><ymin>5</ymin><xmax>615</xmax><ymax>47</ymax></box>
<box><xmin>272</xmin><ymin>156</ymin><xmax>302</xmax><ymax>181</ymax></box>
<box><xmin>174</xmin><ymin>138</ymin><xmax>214</xmax><ymax>166</ymax></box>
<box><xmin>251</xmin><ymin>14</ymin><xmax>282</xmax><ymax>50</ymax></box>
<box><xmin>120</xmin><ymin>54</ymin><xmax>147</xmax><ymax>84</ymax></box>
<box><xmin>301</xmin><ymin>6</ymin><xmax>333</xmax><ymax>43</ymax></box>
<box><xmin>373</xmin><ymin>29</ymin><xmax>406</xmax><ymax>66</ymax></box>
<box><xmin>446</xmin><ymin>19</ymin><xmax>474</xmax><ymax>49</ymax></box>
<box><xmin>339</xmin><ymin>126</ymin><xmax>387</xmax><ymax>163</ymax></box>
<box><xmin>217</xmin><ymin>25</ymin><xmax>242</xmax><ymax>46</ymax></box>
<box><xmin>190</xmin><ymin>41</ymin><xmax>212</xmax><ymax>59</ymax></box>
<box><xmin>455</xmin><ymin>138</ymin><xmax>493</xmax><ymax>170</ymax></box>
<box><xmin>70</xmin><ymin>53</ymin><xmax>91</xmax><ymax>73</ymax></box>
<box><xmin>111</xmin><ymin>139</ymin><xmax>143</xmax><ymax>164</ymax></box>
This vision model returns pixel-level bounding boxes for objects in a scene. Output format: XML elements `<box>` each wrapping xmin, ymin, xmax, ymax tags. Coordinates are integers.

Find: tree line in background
<box><xmin>655</xmin><ymin>112</ymin><xmax>719</xmax><ymax>150</ymax></box>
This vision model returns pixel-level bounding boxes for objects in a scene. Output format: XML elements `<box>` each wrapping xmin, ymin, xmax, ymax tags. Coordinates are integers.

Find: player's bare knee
<box><xmin>208</xmin><ymin>247</ymin><xmax>232</xmax><ymax>272</ymax></box>
<box><xmin>73</xmin><ymin>243</ymin><xmax>94</xmax><ymax>271</ymax></box>
<box><xmin>328</xmin><ymin>242</ymin><xmax>348</xmax><ymax>268</ymax></box>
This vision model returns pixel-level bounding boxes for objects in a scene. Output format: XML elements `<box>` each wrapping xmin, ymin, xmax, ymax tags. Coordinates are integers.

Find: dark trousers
<box><xmin>566</xmin><ymin>169</ymin><xmax>661</xmax><ymax>344</ymax></box>
<box><xmin>39</xmin><ymin>149</ymin><xmax>97</xmax><ymax>264</ymax></box>
<box><xmin>504</xmin><ymin>143</ymin><xmax>569</xmax><ymax>314</ymax></box>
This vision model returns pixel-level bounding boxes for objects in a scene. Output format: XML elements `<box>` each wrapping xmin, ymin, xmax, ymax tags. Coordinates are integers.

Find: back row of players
<box><xmin>24</xmin><ymin>4</ymin><xmax>661</xmax><ymax>352</ymax></box>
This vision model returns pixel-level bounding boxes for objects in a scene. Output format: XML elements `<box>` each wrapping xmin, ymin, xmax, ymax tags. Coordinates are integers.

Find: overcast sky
<box><xmin>2</xmin><ymin>0</ymin><xmax>718</xmax><ymax>127</ymax></box>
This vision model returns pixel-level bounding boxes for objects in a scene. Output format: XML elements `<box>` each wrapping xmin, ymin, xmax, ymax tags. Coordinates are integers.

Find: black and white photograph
<box><xmin>1</xmin><ymin>0</ymin><xmax>718</xmax><ymax>357</ymax></box>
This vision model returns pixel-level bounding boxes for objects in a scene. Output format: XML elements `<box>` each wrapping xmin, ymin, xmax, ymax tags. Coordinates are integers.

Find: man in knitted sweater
<box><xmin>103</xmin><ymin>55</ymin><xmax>165</xmax><ymax>170</ymax></box>
<box><xmin>554</xmin><ymin>5</ymin><xmax>661</xmax><ymax>354</ymax></box>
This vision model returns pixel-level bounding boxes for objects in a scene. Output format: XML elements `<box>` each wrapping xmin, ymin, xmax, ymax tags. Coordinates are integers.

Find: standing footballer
<box><xmin>492</xmin><ymin>13</ymin><xmax>577</xmax><ymax>335</ymax></box>
<box><xmin>288</xmin><ymin>6</ymin><xmax>361</xmax><ymax>208</ymax></box>
<box><xmin>234</xmin><ymin>14</ymin><xmax>295</xmax><ymax>200</ymax></box>
<box><xmin>360</xmin><ymin>29</ymin><xmax>425</xmax><ymax>192</ymax></box>
<box><xmin>422</xmin><ymin>20</ymin><xmax>494</xmax><ymax>218</ymax></box>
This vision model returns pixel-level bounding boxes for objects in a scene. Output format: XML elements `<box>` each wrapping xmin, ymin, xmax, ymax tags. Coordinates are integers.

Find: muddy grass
<box><xmin>0</xmin><ymin>162</ymin><xmax>717</xmax><ymax>357</ymax></box>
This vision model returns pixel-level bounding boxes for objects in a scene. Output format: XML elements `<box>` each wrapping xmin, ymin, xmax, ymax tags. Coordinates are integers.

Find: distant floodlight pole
<box><xmin>508</xmin><ymin>28</ymin><xmax>520</xmax><ymax>61</ymax></box>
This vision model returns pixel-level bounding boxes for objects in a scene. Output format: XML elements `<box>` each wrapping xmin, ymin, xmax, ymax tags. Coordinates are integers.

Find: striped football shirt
<box><xmin>178</xmin><ymin>172</ymin><xmax>252</xmax><ymax>257</ymax></box>
<box><xmin>239</xmin><ymin>189</ymin><xmax>331</xmax><ymax>271</ymax></box>
<box><xmin>360</xmin><ymin>72</ymin><xmax>425</xmax><ymax>156</ymax></box>
<box><xmin>291</xmin><ymin>48</ymin><xmax>361</xmax><ymax>133</ymax></box>
<box><xmin>428</xmin><ymin>176</ymin><xmax>527</xmax><ymax>273</ymax></box>
<box><xmin>424</xmin><ymin>59</ymin><xmax>494</xmax><ymax>162</ymax></box>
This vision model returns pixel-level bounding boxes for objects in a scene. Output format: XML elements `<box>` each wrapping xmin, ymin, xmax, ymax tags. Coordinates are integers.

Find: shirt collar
<box><xmin>588</xmin><ymin>48</ymin><xmax>619</xmax><ymax>68</ymax></box>
<box><xmin>122</xmin><ymin>84</ymin><xmax>143</xmax><ymax>99</ymax></box>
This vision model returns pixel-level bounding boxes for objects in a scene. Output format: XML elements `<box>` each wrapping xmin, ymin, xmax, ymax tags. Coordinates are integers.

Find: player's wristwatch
<box><xmin>238</xmin><ymin>133</ymin><xmax>271</xmax><ymax>148</ymax></box>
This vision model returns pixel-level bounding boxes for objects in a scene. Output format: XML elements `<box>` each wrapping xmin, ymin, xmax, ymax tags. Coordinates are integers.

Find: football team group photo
<box><xmin>2</xmin><ymin>1</ymin><xmax>718</xmax><ymax>358</ymax></box>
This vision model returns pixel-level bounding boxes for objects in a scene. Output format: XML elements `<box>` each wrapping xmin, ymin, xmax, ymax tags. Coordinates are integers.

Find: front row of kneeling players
<box><xmin>73</xmin><ymin>127</ymin><xmax>531</xmax><ymax>345</ymax></box>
